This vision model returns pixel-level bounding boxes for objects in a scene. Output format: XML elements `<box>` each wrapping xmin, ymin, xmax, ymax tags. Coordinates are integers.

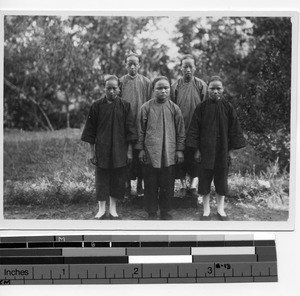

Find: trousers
<box><xmin>143</xmin><ymin>165</ymin><xmax>175</xmax><ymax>214</ymax></box>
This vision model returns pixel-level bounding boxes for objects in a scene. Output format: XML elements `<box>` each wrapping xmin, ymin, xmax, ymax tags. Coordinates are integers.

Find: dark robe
<box><xmin>186</xmin><ymin>98</ymin><xmax>246</xmax><ymax>169</ymax></box>
<box><xmin>81</xmin><ymin>96</ymin><xmax>137</xmax><ymax>169</ymax></box>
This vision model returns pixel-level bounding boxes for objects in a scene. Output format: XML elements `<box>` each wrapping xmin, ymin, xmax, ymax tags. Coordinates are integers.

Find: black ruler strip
<box><xmin>0</xmin><ymin>249</ymin><xmax>62</xmax><ymax>257</ymax></box>
<box><xmin>83</xmin><ymin>242</ymin><xmax>110</xmax><ymax>248</ymax></box>
<box><xmin>0</xmin><ymin>243</ymin><xmax>27</xmax><ymax>249</ymax></box>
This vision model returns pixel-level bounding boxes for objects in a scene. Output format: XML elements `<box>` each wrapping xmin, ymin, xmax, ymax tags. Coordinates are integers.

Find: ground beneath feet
<box><xmin>4</xmin><ymin>194</ymin><xmax>288</xmax><ymax>221</ymax></box>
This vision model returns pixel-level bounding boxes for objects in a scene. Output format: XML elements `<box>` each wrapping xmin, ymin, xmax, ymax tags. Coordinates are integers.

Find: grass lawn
<box><xmin>3</xmin><ymin>128</ymin><xmax>289</xmax><ymax>221</ymax></box>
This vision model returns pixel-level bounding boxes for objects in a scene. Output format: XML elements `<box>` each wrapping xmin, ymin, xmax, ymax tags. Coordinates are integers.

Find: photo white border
<box><xmin>0</xmin><ymin>1</ymin><xmax>300</xmax><ymax>296</ymax></box>
<box><xmin>0</xmin><ymin>10</ymin><xmax>298</xmax><ymax>231</ymax></box>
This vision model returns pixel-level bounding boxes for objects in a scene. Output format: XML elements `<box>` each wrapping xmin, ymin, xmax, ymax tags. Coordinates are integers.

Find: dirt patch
<box><xmin>4</xmin><ymin>194</ymin><xmax>288</xmax><ymax>221</ymax></box>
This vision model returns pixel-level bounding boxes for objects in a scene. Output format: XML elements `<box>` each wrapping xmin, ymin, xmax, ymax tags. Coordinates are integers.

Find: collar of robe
<box><xmin>208</xmin><ymin>97</ymin><xmax>222</xmax><ymax>104</ymax></box>
<box><xmin>156</xmin><ymin>97</ymin><xmax>168</xmax><ymax>104</ymax></box>
<box><xmin>128</xmin><ymin>73</ymin><xmax>139</xmax><ymax>80</ymax></box>
<box><xmin>104</xmin><ymin>96</ymin><xmax>119</xmax><ymax>104</ymax></box>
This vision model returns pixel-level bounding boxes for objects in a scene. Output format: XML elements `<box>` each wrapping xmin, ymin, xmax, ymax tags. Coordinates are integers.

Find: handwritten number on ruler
<box><xmin>207</xmin><ymin>267</ymin><xmax>213</xmax><ymax>274</ymax></box>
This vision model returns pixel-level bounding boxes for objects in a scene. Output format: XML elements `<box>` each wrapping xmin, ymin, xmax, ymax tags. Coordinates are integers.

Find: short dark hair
<box><xmin>125</xmin><ymin>52</ymin><xmax>141</xmax><ymax>63</ymax></box>
<box><xmin>208</xmin><ymin>75</ymin><xmax>223</xmax><ymax>85</ymax></box>
<box><xmin>180</xmin><ymin>54</ymin><xmax>196</xmax><ymax>66</ymax></box>
<box><xmin>104</xmin><ymin>75</ymin><xmax>120</xmax><ymax>86</ymax></box>
<box><xmin>152</xmin><ymin>76</ymin><xmax>170</xmax><ymax>90</ymax></box>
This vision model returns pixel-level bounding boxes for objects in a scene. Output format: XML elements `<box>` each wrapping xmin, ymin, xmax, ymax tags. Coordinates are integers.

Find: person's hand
<box><xmin>228</xmin><ymin>150</ymin><xmax>234</xmax><ymax>167</ymax></box>
<box><xmin>194</xmin><ymin>149</ymin><xmax>201</xmax><ymax>163</ymax></box>
<box><xmin>138</xmin><ymin>150</ymin><xmax>147</xmax><ymax>164</ymax></box>
<box><xmin>127</xmin><ymin>149</ymin><xmax>133</xmax><ymax>164</ymax></box>
<box><xmin>89</xmin><ymin>151</ymin><xmax>97</xmax><ymax>166</ymax></box>
<box><xmin>175</xmin><ymin>151</ymin><xmax>184</xmax><ymax>164</ymax></box>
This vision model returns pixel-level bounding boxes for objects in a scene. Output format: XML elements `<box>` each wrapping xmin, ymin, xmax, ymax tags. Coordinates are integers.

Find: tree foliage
<box><xmin>238</xmin><ymin>18</ymin><xmax>291</xmax><ymax>170</ymax></box>
<box><xmin>4</xmin><ymin>16</ymin><xmax>164</xmax><ymax>130</ymax></box>
<box><xmin>174</xmin><ymin>16</ymin><xmax>291</xmax><ymax>170</ymax></box>
<box><xmin>4</xmin><ymin>16</ymin><xmax>292</xmax><ymax>170</ymax></box>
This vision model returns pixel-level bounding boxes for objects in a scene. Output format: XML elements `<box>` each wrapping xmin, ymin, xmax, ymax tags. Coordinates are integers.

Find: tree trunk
<box><xmin>65</xmin><ymin>93</ymin><xmax>70</xmax><ymax>129</ymax></box>
<box><xmin>28</xmin><ymin>110</ymin><xmax>48</xmax><ymax>130</ymax></box>
<box><xmin>4</xmin><ymin>78</ymin><xmax>54</xmax><ymax>131</ymax></box>
<box><xmin>28</xmin><ymin>96</ymin><xmax>54</xmax><ymax>131</ymax></box>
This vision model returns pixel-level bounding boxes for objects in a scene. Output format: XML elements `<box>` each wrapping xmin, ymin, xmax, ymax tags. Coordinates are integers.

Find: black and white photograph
<box><xmin>1</xmin><ymin>12</ymin><xmax>297</xmax><ymax>229</ymax></box>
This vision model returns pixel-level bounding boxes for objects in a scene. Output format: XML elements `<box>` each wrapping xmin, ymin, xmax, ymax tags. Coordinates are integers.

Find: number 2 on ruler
<box><xmin>133</xmin><ymin>267</ymin><xmax>139</xmax><ymax>275</ymax></box>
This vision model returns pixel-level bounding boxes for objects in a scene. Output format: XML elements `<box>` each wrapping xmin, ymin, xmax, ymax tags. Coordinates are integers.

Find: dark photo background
<box><xmin>3</xmin><ymin>15</ymin><xmax>291</xmax><ymax>221</ymax></box>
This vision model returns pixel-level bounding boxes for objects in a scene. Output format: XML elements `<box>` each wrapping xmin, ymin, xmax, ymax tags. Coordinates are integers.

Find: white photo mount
<box><xmin>0</xmin><ymin>10</ymin><xmax>298</xmax><ymax>231</ymax></box>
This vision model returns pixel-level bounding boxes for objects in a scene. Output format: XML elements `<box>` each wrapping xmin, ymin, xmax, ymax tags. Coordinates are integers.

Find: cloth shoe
<box><xmin>109</xmin><ymin>213</ymin><xmax>122</xmax><ymax>220</ymax></box>
<box><xmin>189</xmin><ymin>188</ymin><xmax>199</xmax><ymax>199</ymax></box>
<box><xmin>137</xmin><ymin>186</ymin><xmax>144</xmax><ymax>197</ymax></box>
<box><xmin>217</xmin><ymin>212</ymin><xmax>229</xmax><ymax>221</ymax></box>
<box><xmin>200</xmin><ymin>214</ymin><xmax>211</xmax><ymax>221</ymax></box>
<box><xmin>160</xmin><ymin>212</ymin><xmax>173</xmax><ymax>220</ymax></box>
<box><xmin>147</xmin><ymin>212</ymin><xmax>158</xmax><ymax>220</ymax></box>
<box><xmin>179</xmin><ymin>188</ymin><xmax>187</xmax><ymax>198</ymax></box>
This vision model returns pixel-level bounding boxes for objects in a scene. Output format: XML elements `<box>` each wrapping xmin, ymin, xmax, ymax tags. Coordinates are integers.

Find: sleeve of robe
<box><xmin>119</xmin><ymin>77</ymin><xmax>125</xmax><ymax>98</ymax></box>
<box><xmin>146</xmin><ymin>79</ymin><xmax>152</xmax><ymax>101</ymax></box>
<box><xmin>185</xmin><ymin>104</ymin><xmax>201</xmax><ymax>149</ymax></box>
<box><xmin>135</xmin><ymin>103</ymin><xmax>148</xmax><ymax>150</ymax></box>
<box><xmin>174</xmin><ymin>104</ymin><xmax>186</xmax><ymax>151</ymax></box>
<box><xmin>170</xmin><ymin>82</ymin><xmax>178</xmax><ymax>104</ymax></box>
<box><xmin>125</xmin><ymin>102</ymin><xmax>138</xmax><ymax>144</ymax></box>
<box><xmin>228</xmin><ymin>103</ymin><xmax>247</xmax><ymax>150</ymax></box>
<box><xmin>201</xmin><ymin>82</ymin><xmax>208</xmax><ymax>101</ymax></box>
<box><xmin>81</xmin><ymin>102</ymin><xmax>98</xmax><ymax>144</ymax></box>
<box><xmin>194</xmin><ymin>78</ymin><xmax>208</xmax><ymax>102</ymax></box>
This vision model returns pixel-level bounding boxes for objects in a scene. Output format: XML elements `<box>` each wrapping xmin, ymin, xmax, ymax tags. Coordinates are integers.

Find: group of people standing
<box><xmin>81</xmin><ymin>53</ymin><xmax>246</xmax><ymax>221</ymax></box>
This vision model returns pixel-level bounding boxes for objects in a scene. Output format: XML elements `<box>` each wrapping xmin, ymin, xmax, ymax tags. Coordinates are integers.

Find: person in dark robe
<box><xmin>120</xmin><ymin>52</ymin><xmax>152</xmax><ymax>198</ymax></box>
<box><xmin>187</xmin><ymin>76</ymin><xmax>246</xmax><ymax>221</ymax></box>
<box><xmin>81</xmin><ymin>75</ymin><xmax>137</xmax><ymax>220</ymax></box>
<box><xmin>136</xmin><ymin>76</ymin><xmax>185</xmax><ymax>220</ymax></box>
<box><xmin>171</xmin><ymin>54</ymin><xmax>207</xmax><ymax>199</ymax></box>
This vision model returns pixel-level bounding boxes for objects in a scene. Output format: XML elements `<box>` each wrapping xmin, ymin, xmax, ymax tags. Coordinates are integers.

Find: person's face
<box><xmin>154</xmin><ymin>79</ymin><xmax>170</xmax><ymax>102</ymax></box>
<box><xmin>208</xmin><ymin>80</ymin><xmax>224</xmax><ymax>101</ymax></box>
<box><xmin>181</xmin><ymin>58</ymin><xmax>196</xmax><ymax>81</ymax></box>
<box><xmin>126</xmin><ymin>56</ymin><xmax>140</xmax><ymax>76</ymax></box>
<box><xmin>105</xmin><ymin>79</ymin><xmax>120</xmax><ymax>101</ymax></box>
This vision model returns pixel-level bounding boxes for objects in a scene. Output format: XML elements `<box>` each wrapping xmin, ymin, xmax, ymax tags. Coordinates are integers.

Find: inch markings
<box><xmin>0</xmin><ymin>235</ymin><xmax>277</xmax><ymax>284</ymax></box>
<box><xmin>0</xmin><ymin>262</ymin><xmax>277</xmax><ymax>284</ymax></box>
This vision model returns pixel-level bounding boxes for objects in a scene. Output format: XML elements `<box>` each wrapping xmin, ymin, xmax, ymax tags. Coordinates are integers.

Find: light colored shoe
<box><xmin>197</xmin><ymin>196</ymin><xmax>203</xmax><ymax>205</ymax></box>
<box><xmin>95</xmin><ymin>212</ymin><xmax>106</xmax><ymax>220</ymax></box>
<box><xmin>124</xmin><ymin>186</ymin><xmax>131</xmax><ymax>199</ymax></box>
<box><xmin>137</xmin><ymin>187</ymin><xmax>144</xmax><ymax>197</ymax></box>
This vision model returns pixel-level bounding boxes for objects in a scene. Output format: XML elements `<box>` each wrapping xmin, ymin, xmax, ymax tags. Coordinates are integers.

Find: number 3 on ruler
<box><xmin>207</xmin><ymin>267</ymin><xmax>213</xmax><ymax>274</ymax></box>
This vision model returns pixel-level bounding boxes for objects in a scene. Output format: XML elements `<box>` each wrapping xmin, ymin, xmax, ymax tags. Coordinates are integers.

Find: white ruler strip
<box><xmin>128</xmin><ymin>255</ymin><xmax>192</xmax><ymax>264</ymax></box>
<box><xmin>191</xmin><ymin>247</ymin><xmax>255</xmax><ymax>255</ymax></box>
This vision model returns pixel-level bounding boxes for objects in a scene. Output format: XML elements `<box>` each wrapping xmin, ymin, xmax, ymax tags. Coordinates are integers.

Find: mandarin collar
<box><xmin>128</xmin><ymin>74</ymin><xmax>139</xmax><ymax>80</ymax></box>
<box><xmin>155</xmin><ymin>97</ymin><xmax>169</xmax><ymax>104</ymax></box>
<box><xmin>207</xmin><ymin>97</ymin><xmax>223</xmax><ymax>104</ymax></box>
<box><xmin>104</xmin><ymin>96</ymin><xmax>119</xmax><ymax>104</ymax></box>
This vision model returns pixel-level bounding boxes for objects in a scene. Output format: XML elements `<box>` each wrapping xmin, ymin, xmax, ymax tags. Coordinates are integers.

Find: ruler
<box><xmin>0</xmin><ymin>234</ymin><xmax>277</xmax><ymax>284</ymax></box>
